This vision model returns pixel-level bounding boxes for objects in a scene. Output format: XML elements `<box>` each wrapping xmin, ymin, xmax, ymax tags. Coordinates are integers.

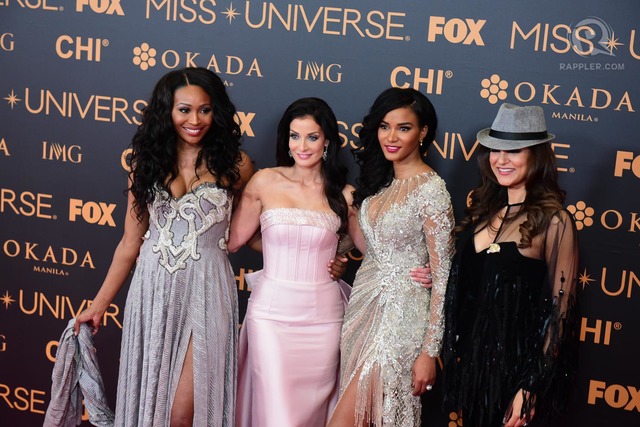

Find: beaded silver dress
<box><xmin>115</xmin><ymin>182</ymin><xmax>237</xmax><ymax>426</ymax></box>
<box><xmin>338</xmin><ymin>171</ymin><xmax>454</xmax><ymax>426</ymax></box>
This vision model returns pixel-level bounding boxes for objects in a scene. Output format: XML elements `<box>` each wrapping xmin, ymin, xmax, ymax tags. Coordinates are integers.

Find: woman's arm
<box><xmin>420</xmin><ymin>190</ymin><xmax>455</xmax><ymax>357</ymax></box>
<box><xmin>342</xmin><ymin>185</ymin><xmax>366</xmax><ymax>253</ymax></box>
<box><xmin>412</xmin><ymin>182</ymin><xmax>455</xmax><ymax>394</ymax></box>
<box><xmin>227</xmin><ymin>168</ymin><xmax>266</xmax><ymax>253</ymax></box>
<box><xmin>504</xmin><ymin>209</ymin><xmax>579</xmax><ymax>427</ymax></box>
<box><xmin>74</xmin><ymin>186</ymin><xmax>148</xmax><ymax>335</ymax></box>
<box><xmin>543</xmin><ymin>209</ymin><xmax>579</xmax><ymax>348</ymax></box>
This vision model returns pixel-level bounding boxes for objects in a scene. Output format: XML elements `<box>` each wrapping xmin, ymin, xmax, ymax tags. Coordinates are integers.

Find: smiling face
<box><xmin>377</xmin><ymin>107</ymin><xmax>427</xmax><ymax>165</ymax></box>
<box><xmin>288</xmin><ymin>116</ymin><xmax>327</xmax><ymax>167</ymax></box>
<box><xmin>489</xmin><ymin>148</ymin><xmax>531</xmax><ymax>197</ymax></box>
<box><xmin>171</xmin><ymin>84</ymin><xmax>213</xmax><ymax>146</ymax></box>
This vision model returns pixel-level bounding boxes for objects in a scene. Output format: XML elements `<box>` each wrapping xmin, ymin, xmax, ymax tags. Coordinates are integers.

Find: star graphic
<box><xmin>600</xmin><ymin>32</ymin><xmax>623</xmax><ymax>55</ymax></box>
<box><xmin>223</xmin><ymin>3</ymin><xmax>240</xmax><ymax>24</ymax></box>
<box><xmin>1</xmin><ymin>290</ymin><xmax>15</xmax><ymax>309</ymax></box>
<box><xmin>578</xmin><ymin>268</ymin><xmax>595</xmax><ymax>290</ymax></box>
<box><xmin>4</xmin><ymin>89</ymin><xmax>21</xmax><ymax>109</ymax></box>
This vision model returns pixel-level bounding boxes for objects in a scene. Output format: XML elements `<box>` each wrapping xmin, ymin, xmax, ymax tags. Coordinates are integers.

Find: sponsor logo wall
<box><xmin>0</xmin><ymin>1</ymin><xmax>638</xmax><ymax>425</ymax></box>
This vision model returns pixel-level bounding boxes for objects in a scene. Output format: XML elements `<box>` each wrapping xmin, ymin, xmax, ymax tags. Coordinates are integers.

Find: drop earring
<box><xmin>322</xmin><ymin>145</ymin><xmax>328</xmax><ymax>161</ymax></box>
<box><xmin>288</xmin><ymin>150</ymin><xmax>293</xmax><ymax>158</ymax></box>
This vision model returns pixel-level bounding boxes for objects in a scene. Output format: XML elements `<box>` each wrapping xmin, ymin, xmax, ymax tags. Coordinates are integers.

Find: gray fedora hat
<box><xmin>477</xmin><ymin>103</ymin><xmax>555</xmax><ymax>150</ymax></box>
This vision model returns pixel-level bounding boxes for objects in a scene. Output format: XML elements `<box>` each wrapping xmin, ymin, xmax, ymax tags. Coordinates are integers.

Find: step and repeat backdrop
<box><xmin>0</xmin><ymin>1</ymin><xmax>638</xmax><ymax>426</ymax></box>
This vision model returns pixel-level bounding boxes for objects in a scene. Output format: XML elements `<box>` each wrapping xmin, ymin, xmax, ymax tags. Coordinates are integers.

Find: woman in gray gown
<box><xmin>74</xmin><ymin>67</ymin><xmax>254</xmax><ymax>426</ymax></box>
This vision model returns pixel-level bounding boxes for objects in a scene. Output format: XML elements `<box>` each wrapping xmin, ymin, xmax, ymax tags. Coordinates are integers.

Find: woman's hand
<box><xmin>328</xmin><ymin>255</ymin><xmax>348</xmax><ymax>280</ymax></box>
<box><xmin>503</xmin><ymin>389</ymin><xmax>535</xmax><ymax>427</ymax></box>
<box><xmin>410</xmin><ymin>264</ymin><xmax>433</xmax><ymax>288</ymax></box>
<box><xmin>74</xmin><ymin>306</ymin><xmax>105</xmax><ymax>336</ymax></box>
<box><xmin>411</xmin><ymin>352</ymin><xmax>436</xmax><ymax>396</ymax></box>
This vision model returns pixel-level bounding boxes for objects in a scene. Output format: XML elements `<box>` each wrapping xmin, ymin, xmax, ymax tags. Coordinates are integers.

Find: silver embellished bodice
<box><xmin>145</xmin><ymin>182</ymin><xmax>232</xmax><ymax>274</ymax></box>
<box><xmin>357</xmin><ymin>171</ymin><xmax>453</xmax><ymax>356</ymax></box>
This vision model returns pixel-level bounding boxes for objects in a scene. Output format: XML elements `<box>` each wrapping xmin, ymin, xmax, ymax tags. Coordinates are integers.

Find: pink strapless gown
<box><xmin>236</xmin><ymin>208</ymin><xmax>350</xmax><ymax>427</ymax></box>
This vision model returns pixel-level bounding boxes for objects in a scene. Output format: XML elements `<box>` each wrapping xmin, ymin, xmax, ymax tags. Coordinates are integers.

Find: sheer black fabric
<box><xmin>443</xmin><ymin>208</ymin><xmax>579</xmax><ymax>427</ymax></box>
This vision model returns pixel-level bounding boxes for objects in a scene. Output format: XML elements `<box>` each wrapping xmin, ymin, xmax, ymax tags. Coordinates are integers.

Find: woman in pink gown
<box><xmin>228</xmin><ymin>98</ymin><xmax>353</xmax><ymax>427</ymax></box>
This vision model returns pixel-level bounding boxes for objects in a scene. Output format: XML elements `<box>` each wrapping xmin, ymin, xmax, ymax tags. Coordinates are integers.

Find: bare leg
<box><xmin>170</xmin><ymin>338</ymin><xmax>194</xmax><ymax>427</ymax></box>
<box><xmin>328</xmin><ymin>367</ymin><xmax>367</xmax><ymax>427</ymax></box>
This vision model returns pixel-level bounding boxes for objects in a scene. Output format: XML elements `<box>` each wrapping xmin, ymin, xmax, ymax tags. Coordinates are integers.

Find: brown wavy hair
<box><xmin>458</xmin><ymin>143</ymin><xmax>565</xmax><ymax>248</ymax></box>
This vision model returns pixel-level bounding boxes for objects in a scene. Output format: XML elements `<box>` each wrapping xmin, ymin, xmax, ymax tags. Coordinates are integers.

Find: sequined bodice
<box><xmin>259</xmin><ymin>208</ymin><xmax>340</xmax><ymax>283</ymax></box>
<box><xmin>354</xmin><ymin>171</ymin><xmax>454</xmax><ymax>356</ymax></box>
<box><xmin>145</xmin><ymin>182</ymin><xmax>232</xmax><ymax>274</ymax></box>
<box><xmin>359</xmin><ymin>172</ymin><xmax>452</xmax><ymax>287</ymax></box>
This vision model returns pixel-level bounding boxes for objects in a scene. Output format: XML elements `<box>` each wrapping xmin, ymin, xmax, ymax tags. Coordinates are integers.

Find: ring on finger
<box><xmin>426</xmin><ymin>384</ymin><xmax>433</xmax><ymax>391</ymax></box>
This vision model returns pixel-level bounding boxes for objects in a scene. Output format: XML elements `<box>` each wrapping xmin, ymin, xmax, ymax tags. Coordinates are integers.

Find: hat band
<box><xmin>489</xmin><ymin>129</ymin><xmax>548</xmax><ymax>141</ymax></box>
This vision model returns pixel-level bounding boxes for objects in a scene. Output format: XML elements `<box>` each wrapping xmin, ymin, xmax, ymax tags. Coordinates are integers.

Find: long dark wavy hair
<box><xmin>352</xmin><ymin>87</ymin><xmax>438</xmax><ymax>208</ymax></box>
<box><xmin>459</xmin><ymin>143</ymin><xmax>566</xmax><ymax>248</ymax></box>
<box><xmin>275</xmin><ymin>97</ymin><xmax>348</xmax><ymax>233</ymax></box>
<box><xmin>129</xmin><ymin>67</ymin><xmax>242</xmax><ymax>220</ymax></box>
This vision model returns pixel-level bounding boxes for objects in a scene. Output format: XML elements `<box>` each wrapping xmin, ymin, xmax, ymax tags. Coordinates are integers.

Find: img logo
<box><xmin>296</xmin><ymin>61</ymin><xmax>342</xmax><ymax>83</ymax></box>
<box><xmin>42</xmin><ymin>141</ymin><xmax>82</xmax><ymax>163</ymax></box>
<box><xmin>76</xmin><ymin>0</ymin><xmax>124</xmax><ymax>15</ymax></box>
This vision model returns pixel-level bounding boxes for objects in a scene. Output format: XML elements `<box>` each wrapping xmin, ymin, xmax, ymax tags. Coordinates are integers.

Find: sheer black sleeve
<box><xmin>520</xmin><ymin>209</ymin><xmax>579</xmax><ymax>420</ymax></box>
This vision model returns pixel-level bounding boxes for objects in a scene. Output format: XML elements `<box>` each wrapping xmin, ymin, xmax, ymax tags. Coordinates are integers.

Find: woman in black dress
<box><xmin>443</xmin><ymin>103</ymin><xmax>578</xmax><ymax>427</ymax></box>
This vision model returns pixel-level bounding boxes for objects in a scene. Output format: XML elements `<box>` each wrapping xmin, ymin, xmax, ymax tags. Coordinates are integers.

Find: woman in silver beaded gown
<box><xmin>328</xmin><ymin>88</ymin><xmax>454</xmax><ymax>427</ymax></box>
<box><xmin>74</xmin><ymin>68</ymin><xmax>254</xmax><ymax>426</ymax></box>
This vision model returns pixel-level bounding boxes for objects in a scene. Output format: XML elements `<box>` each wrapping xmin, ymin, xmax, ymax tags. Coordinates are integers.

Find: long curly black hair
<box><xmin>275</xmin><ymin>97</ymin><xmax>348</xmax><ymax>233</ymax></box>
<box><xmin>352</xmin><ymin>87</ymin><xmax>438</xmax><ymax>208</ymax></box>
<box><xmin>129</xmin><ymin>67</ymin><xmax>242</xmax><ymax>220</ymax></box>
<box><xmin>459</xmin><ymin>143</ymin><xmax>566</xmax><ymax>248</ymax></box>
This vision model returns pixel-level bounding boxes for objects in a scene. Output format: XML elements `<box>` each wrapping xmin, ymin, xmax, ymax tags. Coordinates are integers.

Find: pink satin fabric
<box><xmin>236</xmin><ymin>209</ymin><xmax>348</xmax><ymax>427</ymax></box>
